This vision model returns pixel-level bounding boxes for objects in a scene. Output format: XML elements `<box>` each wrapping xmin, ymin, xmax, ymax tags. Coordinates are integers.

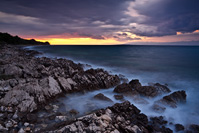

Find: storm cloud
<box><xmin>0</xmin><ymin>0</ymin><xmax>198</xmax><ymax>39</ymax></box>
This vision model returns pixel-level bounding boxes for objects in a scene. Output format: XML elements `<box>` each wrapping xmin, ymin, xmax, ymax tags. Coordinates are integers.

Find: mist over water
<box><xmin>28</xmin><ymin>45</ymin><xmax>199</xmax><ymax>126</ymax></box>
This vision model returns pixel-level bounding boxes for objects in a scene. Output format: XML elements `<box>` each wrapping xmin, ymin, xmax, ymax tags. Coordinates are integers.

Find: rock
<box><xmin>57</xmin><ymin>77</ymin><xmax>76</xmax><ymax>92</ymax></box>
<box><xmin>136</xmin><ymin>86</ymin><xmax>158</xmax><ymax>97</ymax></box>
<box><xmin>18</xmin><ymin>128</ymin><xmax>25</xmax><ymax>133</ymax></box>
<box><xmin>0</xmin><ymin>124</ymin><xmax>8</xmax><ymax>131</ymax></box>
<box><xmin>26</xmin><ymin>114</ymin><xmax>37</xmax><ymax>123</ymax></box>
<box><xmin>5</xmin><ymin>121</ymin><xmax>13</xmax><ymax>128</ymax></box>
<box><xmin>113</xmin><ymin>83</ymin><xmax>132</xmax><ymax>93</ymax></box>
<box><xmin>152</xmin><ymin>83</ymin><xmax>171</xmax><ymax>95</ymax></box>
<box><xmin>129</xmin><ymin>79</ymin><xmax>142</xmax><ymax>89</ymax></box>
<box><xmin>52</xmin><ymin>101</ymin><xmax>155</xmax><ymax>132</ymax></box>
<box><xmin>55</xmin><ymin>116</ymin><xmax>68</xmax><ymax>122</ymax></box>
<box><xmin>93</xmin><ymin>93</ymin><xmax>113</xmax><ymax>102</ymax></box>
<box><xmin>24</xmin><ymin>122</ymin><xmax>29</xmax><ymax>127</ymax></box>
<box><xmin>157</xmin><ymin>90</ymin><xmax>187</xmax><ymax>108</ymax></box>
<box><xmin>0</xmin><ymin>89</ymin><xmax>37</xmax><ymax>112</ymax></box>
<box><xmin>114</xmin><ymin>95</ymin><xmax>124</xmax><ymax>100</ymax></box>
<box><xmin>69</xmin><ymin>109</ymin><xmax>79</xmax><ymax>115</ymax></box>
<box><xmin>189</xmin><ymin>124</ymin><xmax>199</xmax><ymax>132</ymax></box>
<box><xmin>148</xmin><ymin>116</ymin><xmax>172</xmax><ymax>133</ymax></box>
<box><xmin>175</xmin><ymin>124</ymin><xmax>184</xmax><ymax>131</ymax></box>
<box><xmin>25</xmin><ymin>127</ymin><xmax>31</xmax><ymax>132</ymax></box>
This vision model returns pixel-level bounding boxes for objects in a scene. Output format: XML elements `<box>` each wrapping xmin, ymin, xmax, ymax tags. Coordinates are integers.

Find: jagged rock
<box><xmin>136</xmin><ymin>86</ymin><xmax>158</xmax><ymax>97</ymax></box>
<box><xmin>57</xmin><ymin>77</ymin><xmax>76</xmax><ymax>92</ymax></box>
<box><xmin>152</xmin><ymin>83</ymin><xmax>171</xmax><ymax>95</ymax></box>
<box><xmin>113</xmin><ymin>83</ymin><xmax>132</xmax><ymax>93</ymax></box>
<box><xmin>0</xmin><ymin>89</ymin><xmax>37</xmax><ymax>112</ymax></box>
<box><xmin>129</xmin><ymin>79</ymin><xmax>142</xmax><ymax>89</ymax></box>
<box><xmin>93</xmin><ymin>93</ymin><xmax>113</xmax><ymax>102</ymax></box>
<box><xmin>157</xmin><ymin>90</ymin><xmax>186</xmax><ymax>108</ymax></box>
<box><xmin>114</xmin><ymin>95</ymin><xmax>124</xmax><ymax>100</ymax></box>
<box><xmin>175</xmin><ymin>124</ymin><xmax>184</xmax><ymax>131</ymax></box>
<box><xmin>148</xmin><ymin>116</ymin><xmax>172</xmax><ymax>133</ymax></box>
<box><xmin>50</xmin><ymin>101</ymin><xmax>149</xmax><ymax>132</ymax></box>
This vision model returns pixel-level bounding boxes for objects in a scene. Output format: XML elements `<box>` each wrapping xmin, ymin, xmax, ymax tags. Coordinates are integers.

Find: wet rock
<box><xmin>189</xmin><ymin>124</ymin><xmax>199</xmax><ymax>132</ymax></box>
<box><xmin>152</xmin><ymin>83</ymin><xmax>171</xmax><ymax>95</ymax></box>
<box><xmin>129</xmin><ymin>79</ymin><xmax>142</xmax><ymax>89</ymax></box>
<box><xmin>93</xmin><ymin>93</ymin><xmax>113</xmax><ymax>102</ymax></box>
<box><xmin>113</xmin><ymin>83</ymin><xmax>132</xmax><ymax>93</ymax></box>
<box><xmin>148</xmin><ymin>116</ymin><xmax>172</xmax><ymax>133</ymax></box>
<box><xmin>175</xmin><ymin>124</ymin><xmax>184</xmax><ymax>131</ymax></box>
<box><xmin>157</xmin><ymin>90</ymin><xmax>187</xmax><ymax>108</ymax></box>
<box><xmin>69</xmin><ymin>109</ymin><xmax>79</xmax><ymax>115</ymax></box>
<box><xmin>114</xmin><ymin>95</ymin><xmax>124</xmax><ymax>100</ymax></box>
<box><xmin>136</xmin><ymin>86</ymin><xmax>158</xmax><ymax>97</ymax></box>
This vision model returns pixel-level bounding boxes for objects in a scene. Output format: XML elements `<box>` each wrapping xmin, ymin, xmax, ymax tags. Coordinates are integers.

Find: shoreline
<box><xmin>0</xmin><ymin>44</ymin><xmax>198</xmax><ymax>132</ymax></box>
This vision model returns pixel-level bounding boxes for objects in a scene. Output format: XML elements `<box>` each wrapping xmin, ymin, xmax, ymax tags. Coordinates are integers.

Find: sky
<box><xmin>0</xmin><ymin>0</ymin><xmax>199</xmax><ymax>45</ymax></box>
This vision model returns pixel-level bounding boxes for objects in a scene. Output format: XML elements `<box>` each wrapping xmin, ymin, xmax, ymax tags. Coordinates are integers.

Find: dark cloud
<box><xmin>130</xmin><ymin>0</ymin><xmax>199</xmax><ymax>36</ymax></box>
<box><xmin>0</xmin><ymin>0</ymin><xmax>198</xmax><ymax>39</ymax></box>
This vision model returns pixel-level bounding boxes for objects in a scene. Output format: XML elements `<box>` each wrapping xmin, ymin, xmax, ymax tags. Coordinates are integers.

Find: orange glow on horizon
<box><xmin>36</xmin><ymin>37</ymin><xmax>121</xmax><ymax>45</ymax></box>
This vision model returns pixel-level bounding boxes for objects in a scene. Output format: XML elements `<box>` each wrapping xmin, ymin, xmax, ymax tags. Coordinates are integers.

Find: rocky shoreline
<box><xmin>0</xmin><ymin>44</ymin><xmax>198</xmax><ymax>132</ymax></box>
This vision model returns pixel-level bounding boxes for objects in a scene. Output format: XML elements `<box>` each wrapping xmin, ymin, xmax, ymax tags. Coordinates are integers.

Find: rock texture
<box><xmin>0</xmin><ymin>45</ymin><xmax>120</xmax><ymax>114</ymax></box>
<box><xmin>50</xmin><ymin>101</ymin><xmax>172</xmax><ymax>133</ymax></box>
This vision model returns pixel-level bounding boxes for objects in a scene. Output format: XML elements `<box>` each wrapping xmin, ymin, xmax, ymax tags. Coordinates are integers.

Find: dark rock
<box><xmin>175</xmin><ymin>124</ymin><xmax>184</xmax><ymax>131</ymax></box>
<box><xmin>136</xmin><ymin>86</ymin><xmax>158</xmax><ymax>97</ymax></box>
<box><xmin>114</xmin><ymin>95</ymin><xmax>124</xmax><ymax>100</ymax></box>
<box><xmin>189</xmin><ymin>124</ymin><xmax>199</xmax><ymax>132</ymax></box>
<box><xmin>93</xmin><ymin>93</ymin><xmax>113</xmax><ymax>102</ymax></box>
<box><xmin>69</xmin><ymin>109</ymin><xmax>79</xmax><ymax>115</ymax></box>
<box><xmin>113</xmin><ymin>83</ymin><xmax>132</xmax><ymax>93</ymax></box>
<box><xmin>129</xmin><ymin>79</ymin><xmax>142</xmax><ymax>89</ymax></box>
<box><xmin>27</xmin><ymin>114</ymin><xmax>37</xmax><ymax>123</ymax></box>
<box><xmin>158</xmin><ymin>90</ymin><xmax>187</xmax><ymax>108</ymax></box>
<box><xmin>152</xmin><ymin>83</ymin><xmax>171</xmax><ymax>95</ymax></box>
<box><xmin>148</xmin><ymin>116</ymin><xmax>172</xmax><ymax>133</ymax></box>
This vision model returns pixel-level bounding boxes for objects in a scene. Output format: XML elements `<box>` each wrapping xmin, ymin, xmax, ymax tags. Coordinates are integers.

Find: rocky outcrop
<box><xmin>156</xmin><ymin>90</ymin><xmax>186</xmax><ymax>108</ymax></box>
<box><xmin>129</xmin><ymin>79</ymin><xmax>141</xmax><ymax>89</ymax></box>
<box><xmin>175</xmin><ymin>124</ymin><xmax>184</xmax><ymax>132</ymax></box>
<box><xmin>51</xmin><ymin>101</ymin><xmax>171</xmax><ymax>132</ymax></box>
<box><xmin>114</xmin><ymin>79</ymin><xmax>171</xmax><ymax>98</ymax></box>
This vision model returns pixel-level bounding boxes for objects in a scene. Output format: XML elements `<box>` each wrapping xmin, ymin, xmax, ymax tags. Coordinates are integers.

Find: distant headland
<box><xmin>0</xmin><ymin>32</ymin><xmax>50</xmax><ymax>45</ymax></box>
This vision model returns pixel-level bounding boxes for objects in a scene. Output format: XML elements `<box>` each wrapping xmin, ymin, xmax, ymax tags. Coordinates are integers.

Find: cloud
<box><xmin>0</xmin><ymin>0</ymin><xmax>198</xmax><ymax>41</ymax></box>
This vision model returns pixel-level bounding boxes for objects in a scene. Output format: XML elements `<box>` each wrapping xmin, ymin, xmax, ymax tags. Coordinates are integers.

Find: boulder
<box><xmin>157</xmin><ymin>90</ymin><xmax>186</xmax><ymax>108</ymax></box>
<box><xmin>129</xmin><ymin>79</ymin><xmax>142</xmax><ymax>89</ymax></box>
<box><xmin>136</xmin><ymin>86</ymin><xmax>158</xmax><ymax>97</ymax></box>
<box><xmin>93</xmin><ymin>93</ymin><xmax>113</xmax><ymax>102</ymax></box>
<box><xmin>152</xmin><ymin>83</ymin><xmax>171</xmax><ymax>95</ymax></box>
<box><xmin>175</xmin><ymin>124</ymin><xmax>184</xmax><ymax>132</ymax></box>
<box><xmin>113</xmin><ymin>83</ymin><xmax>132</xmax><ymax>93</ymax></box>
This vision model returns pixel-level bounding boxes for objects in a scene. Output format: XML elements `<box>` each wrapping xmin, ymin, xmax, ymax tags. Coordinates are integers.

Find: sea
<box><xmin>26</xmin><ymin>45</ymin><xmax>199</xmax><ymax>129</ymax></box>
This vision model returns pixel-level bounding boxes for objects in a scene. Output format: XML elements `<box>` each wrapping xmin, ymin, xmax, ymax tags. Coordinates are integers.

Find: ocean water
<box><xmin>27</xmin><ymin>45</ymin><xmax>199</xmax><ymax>128</ymax></box>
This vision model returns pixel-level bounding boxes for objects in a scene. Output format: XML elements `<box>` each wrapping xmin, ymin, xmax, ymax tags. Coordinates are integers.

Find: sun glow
<box><xmin>37</xmin><ymin>38</ymin><xmax>120</xmax><ymax>45</ymax></box>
